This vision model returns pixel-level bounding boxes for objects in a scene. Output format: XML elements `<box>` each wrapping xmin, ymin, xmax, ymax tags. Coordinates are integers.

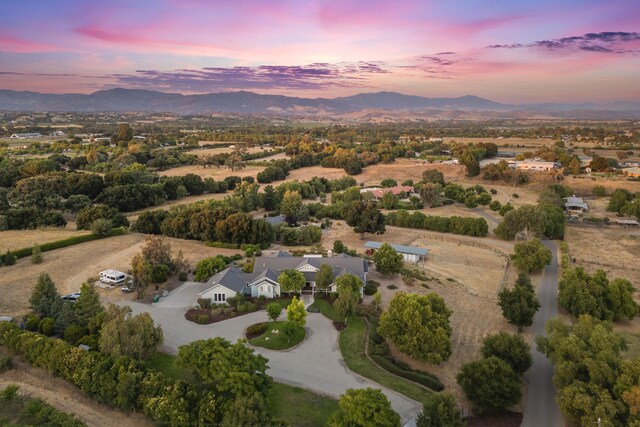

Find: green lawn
<box><xmin>339</xmin><ymin>316</ymin><xmax>433</xmax><ymax>404</ymax></box>
<box><xmin>308</xmin><ymin>297</ymin><xmax>342</xmax><ymax>322</ymax></box>
<box><xmin>268</xmin><ymin>382</ymin><xmax>338</xmax><ymax>427</ymax></box>
<box><xmin>145</xmin><ymin>352</ymin><xmax>194</xmax><ymax>382</ymax></box>
<box><xmin>146</xmin><ymin>352</ymin><xmax>335</xmax><ymax>426</ymax></box>
<box><xmin>249</xmin><ymin>321</ymin><xmax>306</xmax><ymax>350</ymax></box>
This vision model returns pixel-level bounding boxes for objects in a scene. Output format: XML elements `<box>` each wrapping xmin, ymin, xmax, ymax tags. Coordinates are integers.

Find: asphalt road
<box><xmin>521</xmin><ymin>240</ymin><xmax>563</xmax><ymax>427</ymax></box>
<box><xmin>123</xmin><ymin>285</ymin><xmax>422</xmax><ymax>425</ymax></box>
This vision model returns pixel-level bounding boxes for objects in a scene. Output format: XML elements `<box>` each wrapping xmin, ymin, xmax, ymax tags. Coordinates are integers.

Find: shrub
<box><xmin>387</xmin><ymin>285</ymin><xmax>398</xmax><ymax>290</ymax></box>
<box><xmin>0</xmin><ymin>355</ymin><xmax>12</xmax><ymax>373</ymax></box>
<box><xmin>0</xmin><ymin>384</ymin><xmax>19</xmax><ymax>402</ymax></box>
<box><xmin>25</xmin><ymin>315</ymin><xmax>40</xmax><ymax>331</ymax></box>
<box><xmin>64</xmin><ymin>325</ymin><xmax>85</xmax><ymax>345</ymax></box>
<box><xmin>38</xmin><ymin>317</ymin><xmax>55</xmax><ymax>336</ymax></box>
<box><xmin>90</xmin><ymin>218</ymin><xmax>113</xmax><ymax>237</ymax></box>
<box><xmin>364</xmin><ymin>282</ymin><xmax>378</xmax><ymax>296</ymax></box>
<box><xmin>237</xmin><ymin>304</ymin><xmax>248</xmax><ymax>314</ymax></box>
<box><xmin>178</xmin><ymin>271</ymin><xmax>188</xmax><ymax>281</ymax></box>
<box><xmin>196</xmin><ymin>314</ymin><xmax>210</xmax><ymax>324</ymax></box>
<box><xmin>370</xmin><ymin>354</ymin><xmax>444</xmax><ymax>391</ymax></box>
<box><xmin>197</xmin><ymin>298</ymin><xmax>212</xmax><ymax>310</ymax></box>
<box><xmin>30</xmin><ymin>244</ymin><xmax>43</xmax><ymax>264</ymax></box>
<box><xmin>246</xmin><ymin>323</ymin><xmax>268</xmax><ymax>336</ymax></box>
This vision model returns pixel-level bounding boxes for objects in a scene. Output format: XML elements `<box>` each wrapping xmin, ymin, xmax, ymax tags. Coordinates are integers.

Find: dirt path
<box><xmin>0</xmin><ymin>359</ymin><xmax>152</xmax><ymax>427</ymax></box>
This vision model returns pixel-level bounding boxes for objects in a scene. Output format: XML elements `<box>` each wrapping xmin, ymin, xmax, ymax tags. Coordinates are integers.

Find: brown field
<box><xmin>564</xmin><ymin>226</ymin><xmax>640</xmax><ymax>286</ymax></box>
<box><xmin>0</xmin><ymin>358</ymin><xmax>152</xmax><ymax>427</ymax></box>
<box><xmin>0</xmin><ymin>233</ymin><xmax>241</xmax><ymax>317</ymax></box>
<box><xmin>564</xmin><ymin>175</ymin><xmax>640</xmax><ymax>196</ymax></box>
<box><xmin>0</xmin><ymin>228</ymin><xmax>91</xmax><ymax>253</ymax></box>
<box><xmin>321</xmin><ymin>223</ymin><xmax>512</xmax><ymax>298</ymax></box>
<box><xmin>186</xmin><ymin>145</ymin><xmax>267</xmax><ymax>157</ymax></box>
<box><xmin>158</xmin><ymin>164</ymin><xmax>265</xmax><ymax>179</ymax></box>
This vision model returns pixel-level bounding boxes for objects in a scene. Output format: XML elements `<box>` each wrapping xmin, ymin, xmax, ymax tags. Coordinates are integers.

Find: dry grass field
<box><xmin>0</xmin><ymin>233</ymin><xmax>241</xmax><ymax>317</ymax></box>
<box><xmin>564</xmin><ymin>226</ymin><xmax>640</xmax><ymax>286</ymax></box>
<box><xmin>158</xmin><ymin>164</ymin><xmax>265</xmax><ymax>179</ymax></box>
<box><xmin>564</xmin><ymin>175</ymin><xmax>640</xmax><ymax>196</ymax></box>
<box><xmin>321</xmin><ymin>223</ymin><xmax>512</xmax><ymax>298</ymax></box>
<box><xmin>186</xmin><ymin>145</ymin><xmax>266</xmax><ymax>156</ymax></box>
<box><xmin>0</xmin><ymin>228</ymin><xmax>91</xmax><ymax>252</ymax></box>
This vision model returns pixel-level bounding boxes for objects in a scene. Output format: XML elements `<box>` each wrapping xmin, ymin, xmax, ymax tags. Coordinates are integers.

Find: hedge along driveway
<box><xmin>339</xmin><ymin>316</ymin><xmax>434</xmax><ymax>404</ymax></box>
<box><xmin>6</xmin><ymin>228</ymin><xmax>128</xmax><ymax>260</ymax></box>
<box><xmin>123</xmin><ymin>297</ymin><xmax>423</xmax><ymax>424</ymax></box>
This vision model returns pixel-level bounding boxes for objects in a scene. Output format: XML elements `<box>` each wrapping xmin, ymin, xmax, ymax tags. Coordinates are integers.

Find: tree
<box><xmin>590</xmin><ymin>156</ymin><xmax>610</xmax><ymax>172</ymax></box>
<box><xmin>559</xmin><ymin>267</ymin><xmax>639</xmax><ymax>321</ymax></box>
<box><xmin>607</xmin><ymin>189</ymin><xmax>632</xmax><ymax>215</ymax></box>
<box><xmin>333</xmin><ymin>240</ymin><xmax>346</xmax><ymax>254</ymax></box>
<box><xmin>141</xmin><ymin>235</ymin><xmax>172</xmax><ymax>267</ymax></box>
<box><xmin>113</xmin><ymin>123</ymin><xmax>133</xmax><ymax>143</ymax></box>
<box><xmin>131</xmin><ymin>253</ymin><xmax>151</xmax><ymax>298</ymax></box>
<box><xmin>279</xmin><ymin>190</ymin><xmax>309</xmax><ymax>226</ymax></box>
<box><xmin>286</xmin><ymin>296</ymin><xmax>307</xmax><ymax>327</ymax></box>
<box><xmin>511</xmin><ymin>238</ymin><xmax>552</xmax><ymax>273</ymax></box>
<box><xmin>416</xmin><ymin>393</ymin><xmax>464</xmax><ymax>427</ymax></box>
<box><xmin>90</xmin><ymin>218</ymin><xmax>113</xmax><ymax>236</ymax></box>
<box><xmin>30</xmin><ymin>243</ymin><xmax>43</xmax><ymax>264</ymax></box>
<box><xmin>334</xmin><ymin>274</ymin><xmax>363</xmax><ymax>319</ymax></box>
<box><xmin>498</xmin><ymin>273</ymin><xmax>540</xmax><ymax>329</ymax></box>
<box><xmin>29</xmin><ymin>273</ymin><xmax>60</xmax><ymax>316</ymax></box>
<box><xmin>177</xmin><ymin>337</ymin><xmax>271</xmax><ymax>400</ymax></box>
<box><xmin>373</xmin><ymin>291</ymin><xmax>382</xmax><ymax>311</ymax></box>
<box><xmin>329</xmin><ymin>388</ymin><xmax>400</xmax><ymax>427</ymax></box>
<box><xmin>344</xmin><ymin>201</ymin><xmax>385</xmax><ymax>238</ymax></box>
<box><xmin>315</xmin><ymin>264</ymin><xmax>334</xmax><ymax>291</ymax></box>
<box><xmin>194</xmin><ymin>256</ymin><xmax>227</xmax><ymax>282</ymax></box>
<box><xmin>457</xmin><ymin>357</ymin><xmax>522</xmax><ymax>413</ymax></box>
<box><xmin>278</xmin><ymin>269</ymin><xmax>305</xmax><ymax>295</ymax></box>
<box><xmin>380</xmin><ymin>178</ymin><xmax>397</xmax><ymax>188</ymax></box>
<box><xmin>373</xmin><ymin>243</ymin><xmax>403</xmax><ymax>276</ymax></box>
<box><xmin>378</xmin><ymin>292</ymin><xmax>452</xmax><ymax>364</ymax></box>
<box><xmin>266</xmin><ymin>303</ymin><xmax>282</xmax><ymax>322</ymax></box>
<box><xmin>495</xmin><ymin>204</ymin><xmax>564</xmax><ymax>240</ymax></box>
<box><xmin>99</xmin><ymin>304</ymin><xmax>163</xmax><ymax>360</ymax></box>
<box><xmin>75</xmin><ymin>282</ymin><xmax>103</xmax><ymax>326</ymax></box>
<box><xmin>536</xmin><ymin>315</ymin><xmax>629</xmax><ymax>425</ymax></box>
<box><xmin>380</xmin><ymin>192</ymin><xmax>398</xmax><ymax>210</ymax></box>
<box><xmin>422</xmin><ymin>169</ymin><xmax>445</xmax><ymax>185</ymax></box>
<box><xmin>481</xmin><ymin>332</ymin><xmax>532</xmax><ymax>375</ymax></box>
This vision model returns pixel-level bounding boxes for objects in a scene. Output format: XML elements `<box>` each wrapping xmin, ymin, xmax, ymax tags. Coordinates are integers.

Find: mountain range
<box><xmin>0</xmin><ymin>88</ymin><xmax>638</xmax><ymax>117</ymax></box>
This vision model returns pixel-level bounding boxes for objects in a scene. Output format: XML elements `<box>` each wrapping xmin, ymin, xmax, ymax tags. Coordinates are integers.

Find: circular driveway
<box><xmin>123</xmin><ymin>283</ymin><xmax>421</xmax><ymax>424</ymax></box>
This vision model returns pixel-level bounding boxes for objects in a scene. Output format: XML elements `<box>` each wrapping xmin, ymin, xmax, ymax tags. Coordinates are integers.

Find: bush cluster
<box><xmin>385</xmin><ymin>210</ymin><xmax>489</xmax><ymax>237</ymax></box>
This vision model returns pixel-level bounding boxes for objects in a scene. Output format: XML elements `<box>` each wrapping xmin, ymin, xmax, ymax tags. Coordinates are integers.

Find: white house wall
<box><xmin>199</xmin><ymin>284</ymin><xmax>238</xmax><ymax>305</ymax></box>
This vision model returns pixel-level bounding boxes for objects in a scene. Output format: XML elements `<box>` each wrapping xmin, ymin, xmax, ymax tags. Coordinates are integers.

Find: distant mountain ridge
<box><xmin>0</xmin><ymin>88</ymin><xmax>638</xmax><ymax>116</ymax></box>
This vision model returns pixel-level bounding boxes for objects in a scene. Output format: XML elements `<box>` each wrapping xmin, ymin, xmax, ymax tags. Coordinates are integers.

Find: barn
<box><xmin>363</xmin><ymin>241</ymin><xmax>429</xmax><ymax>264</ymax></box>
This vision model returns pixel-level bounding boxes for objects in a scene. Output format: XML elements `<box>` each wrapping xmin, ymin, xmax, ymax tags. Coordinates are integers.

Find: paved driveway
<box><xmin>521</xmin><ymin>240</ymin><xmax>563</xmax><ymax>427</ymax></box>
<box><xmin>124</xmin><ymin>288</ymin><xmax>422</xmax><ymax>424</ymax></box>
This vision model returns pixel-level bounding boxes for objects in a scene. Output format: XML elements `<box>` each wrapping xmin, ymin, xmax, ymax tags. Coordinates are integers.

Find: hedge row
<box><xmin>370</xmin><ymin>354</ymin><xmax>444</xmax><ymax>391</ymax></box>
<box><xmin>9</xmin><ymin>228</ymin><xmax>128</xmax><ymax>260</ymax></box>
<box><xmin>385</xmin><ymin>210</ymin><xmax>489</xmax><ymax>237</ymax></box>
<box><xmin>0</xmin><ymin>323</ymin><xmax>201</xmax><ymax>425</ymax></box>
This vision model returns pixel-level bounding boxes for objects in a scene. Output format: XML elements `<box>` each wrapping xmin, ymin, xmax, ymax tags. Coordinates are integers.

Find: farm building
<box><xmin>363</xmin><ymin>241</ymin><xmax>428</xmax><ymax>264</ymax></box>
<box><xmin>515</xmin><ymin>160</ymin><xmax>557</xmax><ymax>171</ymax></box>
<box><xmin>615</xmin><ymin>219</ymin><xmax>640</xmax><ymax>227</ymax></box>
<box><xmin>564</xmin><ymin>196</ymin><xmax>589</xmax><ymax>215</ymax></box>
<box><xmin>361</xmin><ymin>185</ymin><xmax>415</xmax><ymax>200</ymax></box>
<box><xmin>622</xmin><ymin>167</ymin><xmax>640</xmax><ymax>178</ymax></box>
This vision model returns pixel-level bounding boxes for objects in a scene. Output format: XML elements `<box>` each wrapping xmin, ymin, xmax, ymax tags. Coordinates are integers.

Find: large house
<box><xmin>198</xmin><ymin>251</ymin><xmax>367</xmax><ymax>304</ymax></box>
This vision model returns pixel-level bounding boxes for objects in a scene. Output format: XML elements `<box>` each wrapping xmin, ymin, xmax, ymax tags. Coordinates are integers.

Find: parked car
<box><xmin>121</xmin><ymin>285</ymin><xmax>133</xmax><ymax>293</ymax></box>
<box><xmin>62</xmin><ymin>292</ymin><xmax>81</xmax><ymax>302</ymax></box>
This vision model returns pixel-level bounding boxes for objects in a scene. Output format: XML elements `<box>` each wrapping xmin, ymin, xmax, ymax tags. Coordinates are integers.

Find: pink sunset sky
<box><xmin>0</xmin><ymin>0</ymin><xmax>639</xmax><ymax>103</ymax></box>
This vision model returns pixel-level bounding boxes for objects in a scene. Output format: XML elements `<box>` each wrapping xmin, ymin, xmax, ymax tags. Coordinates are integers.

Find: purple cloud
<box><xmin>107</xmin><ymin>62</ymin><xmax>391</xmax><ymax>92</ymax></box>
<box><xmin>488</xmin><ymin>31</ymin><xmax>640</xmax><ymax>53</ymax></box>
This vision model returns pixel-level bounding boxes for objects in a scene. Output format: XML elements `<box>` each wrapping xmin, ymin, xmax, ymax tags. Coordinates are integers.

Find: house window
<box><xmin>213</xmin><ymin>293</ymin><xmax>226</xmax><ymax>302</ymax></box>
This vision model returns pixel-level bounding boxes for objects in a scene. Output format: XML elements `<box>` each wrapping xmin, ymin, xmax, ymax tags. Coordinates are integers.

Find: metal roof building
<box><xmin>363</xmin><ymin>241</ymin><xmax>428</xmax><ymax>264</ymax></box>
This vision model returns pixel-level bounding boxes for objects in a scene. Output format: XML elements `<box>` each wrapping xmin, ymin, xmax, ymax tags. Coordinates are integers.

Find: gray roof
<box><xmin>254</xmin><ymin>253</ymin><xmax>368</xmax><ymax>283</ymax></box>
<box><xmin>363</xmin><ymin>241</ymin><xmax>428</xmax><ymax>256</ymax></box>
<box><xmin>564</xmin><ymin>196</ymin><xmax>588</xmax><ymax>210</ymax></box>
<box><xmin>265</xmin><ymin>215</ymin><xmax>287</xmax><ymax>225</ymax></box>
<box><xmin>202</xmin><ymin>253</ymin><xmax>368</xmax><ymax>294</ymax></box>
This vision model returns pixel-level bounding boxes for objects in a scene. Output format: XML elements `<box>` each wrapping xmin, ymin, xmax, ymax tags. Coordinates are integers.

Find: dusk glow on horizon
<box><xmin>1</xmin><ymin>0</ymin><xmax>639</xmax><ymax>103</ymax></box>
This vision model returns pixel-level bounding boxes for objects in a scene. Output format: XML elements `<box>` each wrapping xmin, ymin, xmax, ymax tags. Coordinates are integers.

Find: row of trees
<box><xmin>385</xmin><ymin>210</ymin><xmax>489</xmax><ymax>237</ymax></box>
<box><xmin>0</xmin><ymin>323</ymin><xmax>280</xmax><ymax>426</ymax></box>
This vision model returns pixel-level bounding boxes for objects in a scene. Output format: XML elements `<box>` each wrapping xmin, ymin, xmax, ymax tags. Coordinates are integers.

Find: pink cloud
<box><xmin>0</xmin><ymin>31</ymin><xmax>58</xmax><ymax>53</ymax></box>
